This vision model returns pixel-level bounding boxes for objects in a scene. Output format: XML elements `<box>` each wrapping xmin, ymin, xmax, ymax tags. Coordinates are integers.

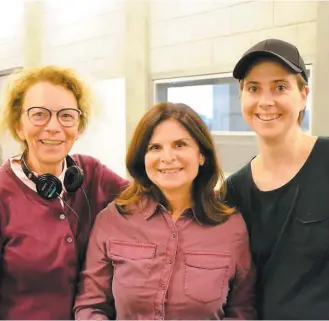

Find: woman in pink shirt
<box><xmin>74</xmin><ymin>102</ymin><xmax>256</xmax><ymax>320</ymax></box>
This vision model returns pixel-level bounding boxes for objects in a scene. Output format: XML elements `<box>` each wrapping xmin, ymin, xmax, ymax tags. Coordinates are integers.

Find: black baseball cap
<box><xmin>233</xmin><ymin>39</ymin><xmax>308</xmax><ymax>82</ymax></box>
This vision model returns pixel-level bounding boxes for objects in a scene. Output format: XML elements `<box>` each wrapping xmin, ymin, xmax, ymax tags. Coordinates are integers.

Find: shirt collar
<box><xmin>139</xmin><ymin>197</ymin><xmax>203</xmax><ymax>226</ymax></box>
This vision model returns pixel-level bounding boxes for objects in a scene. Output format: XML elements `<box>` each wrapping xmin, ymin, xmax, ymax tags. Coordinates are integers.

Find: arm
<box><xmin>220</xmin><ymin>174</ymin><xmax>252</xmax><ymax>234</ymax></box>
<box><xmin>74</xmin><ymin>209</ymin><xmax>115</xmax><ymax>320</ymax></box>
<box><xmin>84</xmin><ymin>156</ymin><xmax>129</xmax><ymax>215</ymax></box>
<box><xmin>220</xmin><ymin>176</ymin><xmax>239</xmax><ymax>208</ymax></box>
<box><xmin>100</xmin><ymin>165</ymin><xmax>129</xmax><ymax>199</ymax></box>
<box><xmin>224</xmin><ymin>216</ymin><xmax>257</xmax><ymax>320</ymax></box>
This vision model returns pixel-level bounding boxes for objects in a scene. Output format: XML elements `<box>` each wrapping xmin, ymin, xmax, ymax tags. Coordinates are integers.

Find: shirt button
<box><xmin>172</xmin><ymin>233</ymin><xmax>177</xmax><ymax>238</ymax></box>
<box><xmin>168</xmin><ymin>259</ymin><xmax>172</xmax><ymax>264</ymax></box>
<box><xmin>60</xmin><ymin>214</ymin><xmax>66</xmax><ymax>220</ymax></box>
<box><xmin>66</xmin><ymin>236</ymin><xmax>73</xmax><ymax>243</ymax></box>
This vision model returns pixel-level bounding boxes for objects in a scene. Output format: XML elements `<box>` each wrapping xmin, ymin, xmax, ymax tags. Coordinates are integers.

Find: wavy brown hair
<box><xmin>115</xmin><ymin>102</ymin><xmax>235</xmax><ymax>225</ymax></box>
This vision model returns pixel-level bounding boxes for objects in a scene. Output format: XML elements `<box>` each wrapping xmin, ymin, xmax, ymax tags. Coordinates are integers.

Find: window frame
<box><xmin>153</xmin><ymin>64</ymin><xmax>313</xmax><ymax>136</ymax></box>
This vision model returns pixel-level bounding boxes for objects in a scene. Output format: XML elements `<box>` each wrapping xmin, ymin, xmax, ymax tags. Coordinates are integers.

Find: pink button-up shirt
<box><xmin>74</xmin><ymin>198</ymin><xmax>256</xmax><ymax>320</ymax></box>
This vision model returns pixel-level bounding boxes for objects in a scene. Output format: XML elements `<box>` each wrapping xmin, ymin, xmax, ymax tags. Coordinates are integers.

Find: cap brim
<box><xmin>233</xmin><ymin>50</ymin><xmax>303</xmax><ymax>80</ymax></box>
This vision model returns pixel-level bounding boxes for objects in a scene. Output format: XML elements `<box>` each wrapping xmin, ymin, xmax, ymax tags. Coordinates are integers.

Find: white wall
<box><xmin>0</xmin><ymin>0</ymin><xmax>24</xmax><ymax>71</ymax></box>
<box><xmin>42</xmin><ymin>0</ymin><xmax>125</xmax><ymax>78</ymax></box>
<box><xmin>150</xmin><ymin>0</ymin><xmax>318</xmax><ymax>78</ymax></box>
<box><xmin>71</xmin><ymin>78</ymin><xmax>127</xmax><ymax>177</ymax></box>
<box><xmin>0</xmin><ymin>1</ymin><xmax>25</xmax><ymax>163</ymax></box>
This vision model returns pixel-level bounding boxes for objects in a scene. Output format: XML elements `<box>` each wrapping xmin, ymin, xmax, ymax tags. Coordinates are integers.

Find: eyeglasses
<box><xmin>26</xmin><ymin>107</ymin><xmax>82</xmax><ymax>128</ymax></box>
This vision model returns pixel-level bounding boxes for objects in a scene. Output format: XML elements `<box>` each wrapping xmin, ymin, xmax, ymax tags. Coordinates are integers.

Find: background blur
<box><xmin>0</xmin><ymin>0</ymin><xmax>328</xmax><ymax>178</ymax></box>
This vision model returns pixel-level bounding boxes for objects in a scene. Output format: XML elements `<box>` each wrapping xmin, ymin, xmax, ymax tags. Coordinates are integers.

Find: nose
<box><xmin>45</xmin><ymin>113</ymin><xmax>61</xmax><ymax>132</ymax></box>
<box><xmin>259</xmin><ymin>91</ymin><xmax>275</xmax><ymax>109</ymax></box>
<box><xmin>160</xmin><ymin>147</ymin><xmax>176</xmax><ymax>163</ymax></box>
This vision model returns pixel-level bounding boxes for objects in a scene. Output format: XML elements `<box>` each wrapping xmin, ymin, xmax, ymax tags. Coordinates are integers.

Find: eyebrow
<box><xmin>148</xmin><ymin>137</ymin><xmax>192</xmax><ymax>145</ymax></box>
<box><xmin>245</xmin><ymin>79</ymin><xmax>290</xmax><ymax>85</ymax></box>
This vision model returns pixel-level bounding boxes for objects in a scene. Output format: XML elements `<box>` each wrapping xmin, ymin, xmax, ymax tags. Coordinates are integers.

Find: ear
<box><xmin>301</xmin><ymin>86</ymin><xmax>309</xmax><ymax>101</ymax></box>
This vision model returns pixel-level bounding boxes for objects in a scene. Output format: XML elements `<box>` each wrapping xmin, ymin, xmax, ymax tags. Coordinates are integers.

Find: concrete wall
<box><xmin>150</xmin><ymin>0</ymin><xmax>317</xmax><ymax>78</ymax></box>
<box><xmin>42</xmin><ymin>0</ymin><xmax>125</xmax><ymax>78</ymax></box>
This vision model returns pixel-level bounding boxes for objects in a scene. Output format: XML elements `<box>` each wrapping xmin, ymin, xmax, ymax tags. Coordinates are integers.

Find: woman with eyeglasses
<box><xmin>0</xmin><ymin>66</ymin><xmax>128</xmax><ymax>320</ymax></box>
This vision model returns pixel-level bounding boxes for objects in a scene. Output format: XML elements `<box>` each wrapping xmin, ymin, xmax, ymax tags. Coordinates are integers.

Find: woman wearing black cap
<box><xmin>223</xmin><ymin>39</ymin><xmax>329</xmax><ymax>319</ymax></box>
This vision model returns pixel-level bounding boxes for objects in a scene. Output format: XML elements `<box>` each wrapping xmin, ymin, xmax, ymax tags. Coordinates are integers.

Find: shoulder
<box><xmin>317</xmin><ymin>136</ymin><xmax>329</xmax><ymax>144</ymax></box>
<box><xmin>313</xmin><ymin>136</ymin><xmax>329</xmax><ymax>158</ymax></box>
<box><xmin>94</xmin><ymin>199</ymin><xmax>141</xmax><ymax>227</ymax></box>
<box><xmin>98</xmin><ymin>196</ymin><xmax>155</xmax><ymax>220</ymax></box>
<box><xmin>0</xmin><ymin>161</ymin><xmax>24</xmax><ymax>223</ymax></box>
<box><xmin>226</xmin><ymin>162</ymin><xmax>251</xmax><ymax>188</ymax></box>
<box><xmin>227</xmin><ymin>212</ymin><xmax>248</xmax><ymax>231</ymax></box>
<box><xmin>71</xmin><ymin>154</ymin><xmax>102</xmax><ymax>183</ymax></box>
<box><xmin>223</xmin><ymin>162</ymin><xmax>252</xmax><ymax>206</ymax></box>
<box><xmin>0</xmin><ymin>160</ymin><xmax>17</xmax><ymax>190</ymax></box>
<box><xmin>71</xmin><ymin>154</ymin><xmax>125</xmax><ymax>182</ymax></box>
<box><xmin>71</xmin><ymin>154</ymin><xmax>101</xmax><ymax>170</ymax></box>
<box><xmin>95</xmin><ymin>201</ymin><xmax>117</xmax><ymax>224</ymax></box>
<box><xmin>226</xmin><ymin>212</ymin><xmax>249</xmax><ymax>242</ymax></box>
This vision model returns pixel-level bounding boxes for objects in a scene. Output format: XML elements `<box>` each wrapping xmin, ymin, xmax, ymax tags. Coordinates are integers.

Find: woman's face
<box><xmin>16</xmin><ymin>81</ymin><xmax>81</xmax><ymax>171</ymax></box>
<box><xmin>144</xmin><ymin>119</ymin><xmax>204</xmax><ymax>198</ymax></box>
<box><xmin>240</xmin><ymin>60</ymin><xmax>308</xmax><ymax>141</ymax></box>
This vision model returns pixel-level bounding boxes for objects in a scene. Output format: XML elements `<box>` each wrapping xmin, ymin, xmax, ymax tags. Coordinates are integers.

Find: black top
<box><xmin>250</xmin><ymin>178</ymin><xmax>291</xmax><ymax>270</ymax></box>
<box><xmin>224</xmin><ymin>136</ymin><xmax>329</xmax><ymax>320</ymax></box>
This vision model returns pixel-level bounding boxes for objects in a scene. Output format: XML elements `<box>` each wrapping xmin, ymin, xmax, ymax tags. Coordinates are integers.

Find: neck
<box><xmin>163</xmin><ymin>189</ymin><xmax>192</xmax><ymax>216</ymax></box>
<box><xmin>257</xmin><ymin>127</ymin><xmax>305</xmax><ymax>169</ymax></box>
<box><xmin>25</xmin><ymin>153</ymin><xmax>63</xmax><ymax>177</ymax></box>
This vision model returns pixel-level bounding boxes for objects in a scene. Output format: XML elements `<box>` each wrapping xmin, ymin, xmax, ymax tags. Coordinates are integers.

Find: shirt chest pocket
<box><xmin>108</xmin><ymin>240</ymin><xmax>156</xmax><ymax>287</ymax></box>
<box><xmin>184</xmin><ymin>252</ymin><xmax>231</xmax><ymax>304</ymax></box>
<box><xmin>291</xmin><ymin>212</ymin><xmax>329</xmax><ymax>259</ymax></box>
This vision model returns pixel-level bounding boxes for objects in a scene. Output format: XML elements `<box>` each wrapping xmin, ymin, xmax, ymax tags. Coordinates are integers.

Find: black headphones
<box><xmin>20</xmin><ymin>151</ymin><xmax>84</xmax><ymax>200</ymax></box>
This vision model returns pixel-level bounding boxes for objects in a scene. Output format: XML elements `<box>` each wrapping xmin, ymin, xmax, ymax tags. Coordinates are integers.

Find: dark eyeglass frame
<box><xmin>25</xmin><ymin>106</ymin><xmax>82</xmax><ymax>128</ymax></box>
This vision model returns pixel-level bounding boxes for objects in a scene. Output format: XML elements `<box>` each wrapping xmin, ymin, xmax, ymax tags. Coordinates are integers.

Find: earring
<box><xmin>200</xmin><ymin>157</ymin><xmax>205</xmax><ymax>166</ymax></box>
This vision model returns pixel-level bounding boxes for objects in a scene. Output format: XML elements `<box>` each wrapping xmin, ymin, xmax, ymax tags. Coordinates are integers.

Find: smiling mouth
<box><xmin>256</xmin><ymin>114</ymin><xmax>281</xmax><ymax>121</ymax></box>
<box><xmin>158</xmin><ymin>169</ymin><xmax>182</xmax><ymax>174</ymax></box>
<box><xmin>40</xmin><ymin>140</ymin><xmax>63</xmax><ymax>146</ymax></box>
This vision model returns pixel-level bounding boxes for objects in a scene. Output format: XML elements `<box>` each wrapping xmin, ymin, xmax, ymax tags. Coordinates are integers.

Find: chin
<box><xmin>158</xmin><ymin>184</ymin><xmax>182</xmax><ymax>192</ymax></box>
<box><xmin>257</xmin><ymin>131</ymin><xmax>284</xmax><ymax>141</ymax></box>
<box><xmin>254</xmin><ymin>125</ymin><xmax>282</xmax><ymax>136</ymax></box>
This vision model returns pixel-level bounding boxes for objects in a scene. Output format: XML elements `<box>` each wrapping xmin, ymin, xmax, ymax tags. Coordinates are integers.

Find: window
<box><xmin>154</xmin><ymin>66</ymin><xmax>312</xmax><ymax>133</ymax></box>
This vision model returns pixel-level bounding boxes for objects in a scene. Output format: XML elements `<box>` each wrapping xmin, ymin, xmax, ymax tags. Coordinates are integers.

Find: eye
<box><xmin>247</xmin><ymin>86</ymin><xmax>257</xmax><ymax>93</ymax></box>
<box><xmin>61</xmin><ymin>113</ymin><xmax>74</xmax><ymax>119</ymax></box>
<box><xmin>276</xmin><ymin>84</ymin><xmax>287</xmax><ymax>92</ymax></box>
<box><xmin>32</xmin><ymin>112</ymin><xmax>46</xmax><ymax>119</ymax></box>
<box><xmin>176</xmin><ymin>141</ymin><xmax>186</xmax><ymax>148</ymax></box>
<box><xmin>148</xmin><ymin>144</ymin><xmax>160</xmax><ymax>151</ymax></box>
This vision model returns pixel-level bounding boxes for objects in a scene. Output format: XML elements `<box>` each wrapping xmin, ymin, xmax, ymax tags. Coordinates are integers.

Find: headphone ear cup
<box><xmin>64</xmin><ymin>166</ymin><xmax>84</xmax><ymax>193</ymax></box>
<box><xmin>36</xmin><ymin>174</ymin><xmax>63</xmax><ymax>200</ymax></box>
